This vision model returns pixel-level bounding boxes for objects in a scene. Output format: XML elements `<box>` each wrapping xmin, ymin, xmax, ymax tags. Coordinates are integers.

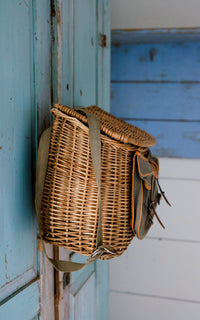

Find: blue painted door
<box><xmin>0</xmin><ymin>0</ymin><xmax>39</xmax><ymax>318</ymax></box>
<box><xmin>0</xmin><ymin>0</ymin><xmax>110</xmax><ymax>319</ymax></box>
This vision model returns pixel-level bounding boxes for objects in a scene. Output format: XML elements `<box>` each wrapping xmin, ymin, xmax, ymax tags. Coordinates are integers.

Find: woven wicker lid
<box><xmin>53</xmin><ymin>104</ymin><xmax>156</xmax><ymax>147</ymax></box>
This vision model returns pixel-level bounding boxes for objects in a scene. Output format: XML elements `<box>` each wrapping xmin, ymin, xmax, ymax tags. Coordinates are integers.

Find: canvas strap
<box><xmin>35</xmin><ymin>107</ymin><xmax>116</xmax><ymax>272</ymax></box>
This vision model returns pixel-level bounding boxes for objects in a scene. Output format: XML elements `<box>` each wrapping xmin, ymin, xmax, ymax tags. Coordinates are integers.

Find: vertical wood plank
<box><xmin>74</xmin><ymin>0</ymin><xmax>97</xmax><ymax>106</ymax></box>
<box><xmin>97</xmin><ymin>0</ymin><xmax>110</xmax><ymax>111</ymax></box>
<box><xmin>33</xmin><ymin>0</ymin><xmax>55</xmax><ymax>319</ymax></box>
<box><xmin>61</xmin><ymin>0</ymin><xmax>74</xmax><ymax>106</ymax></box>
<box><xmin>0</xmin><ymin>0</ymin><xmax>37</xmax><ymax>297</ymax></box>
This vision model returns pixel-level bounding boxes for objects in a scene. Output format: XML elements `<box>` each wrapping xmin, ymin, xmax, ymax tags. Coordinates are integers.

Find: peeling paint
<box><xmin>184</xmin><ymin>132</ymin><xmax>200</xmax><ymax>143</ymax></box>
<box><xmin>139</xmin><ymin>56</ymin><xmax>146</xmax><ymax>62</ymax></box>
<box><xmin>149</xmin><ymin>48</ymin><xmax>158</xmax><ymax>61</ymax></box>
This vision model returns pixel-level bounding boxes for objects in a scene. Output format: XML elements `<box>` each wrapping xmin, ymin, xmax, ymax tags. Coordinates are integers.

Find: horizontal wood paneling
<box><xmin>158</xmin><ymin>158</ymin><xmax>200</xmax><ymax>180</ymax></box>
<box><xmin>111</xmin><ymin>41</ymin><xmax>200</xmax><ymax>158</ymax></box>
<box><xmin>111</xmin><ymin>29</ymin><xmax>200</xmax><ymax>45</ymax></box>
<box><xmin>110</xmin><ymin>239</ymin><xmax>200</xmax><ymax>301</ymax></box>
<box><xmin>128</xmin><ymin>120</ymin><xmax>200</xmax><ymax>158</ymax></box>
<box><xmin>110</xmin><ymin>291</ymin><xmax>200</xmax><ymax>320</ymax></box>
<box><xmin>111</xmin><ymin>42</ymin><xmax>200</xmax><ymax>82</ymax></box>
<box><xmin>148</xmin><ymin>177</ymin><xmax>200</xmax><ymax>241</ymax></box>
<box><xmin>111</xmin><ymin>83</ymin><xmax>200</xmax><ymax>121</ymax></box>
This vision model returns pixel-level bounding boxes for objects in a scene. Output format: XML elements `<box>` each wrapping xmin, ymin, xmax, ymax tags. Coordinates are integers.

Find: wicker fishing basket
<box><xmin>39</xmin><ymin>104</ymin><xmax>155</xmax><ymax>260</ymax></box>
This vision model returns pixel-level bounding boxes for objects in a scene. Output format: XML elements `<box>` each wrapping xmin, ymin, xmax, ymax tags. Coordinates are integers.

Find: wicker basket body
<box><xmin>40</xmin><ymin>105</ymin><xmax>155</xmax><ymax>260</ymax></box>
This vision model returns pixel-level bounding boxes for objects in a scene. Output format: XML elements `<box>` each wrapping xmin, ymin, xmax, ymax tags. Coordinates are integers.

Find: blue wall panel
<box><xmin>111</xmin><ymin>83</ymin><xmax>200</xmax><ymax>121</ymax></box>
<box><xmin>111</xmin><ymin>42</ymin><xmax>200</xmax><ymax>82</ymax></box>
<box><xmin>111</xmin><ymin>39</ymin><xmax>200</xmax><ymax>158</ymax></box>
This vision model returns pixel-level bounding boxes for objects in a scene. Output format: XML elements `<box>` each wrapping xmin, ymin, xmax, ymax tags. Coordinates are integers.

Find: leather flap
<box><xmin>136</xmin><ymin>154</ymin><xmax>154</xmax><ymax>189</ymax></box>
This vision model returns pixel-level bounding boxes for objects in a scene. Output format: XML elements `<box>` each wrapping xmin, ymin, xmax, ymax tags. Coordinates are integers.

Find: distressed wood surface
<box><xmin>111</xmin><ymin>40</ymin><xmax>200</xmax><ymax>158</ymax></box>
<box><xmin>0</xmin><ymin>1</ymin><xmax>39</xmax><ymax>316</ymax></box>
<box><xmin>111</xmin><ymin>83</ymin><xmax>200</xmax><ymax>121</ymax></box>
<box><xmin>70</xmin><ymin>274</ymin><xmax>96</xmax><ymax>320</ymax></box>
<box><xmin>0</xmin><ymin>280</ymin><xmax>40</xmax><ymax>320</ymax></box>
<box><xmin>128</xmin><ymin>120</ymin><xmax>200</xmax><ymax>158</ymax></box>
<box><xmin>33</xmin><ymin>0</ymin><xmax>55</xmax><ymax>319</ymax></box>
<box><xmin>111</xmin><ymin>42</ymin><xmax>200</xmax><ymax>82</ymax></box>
<box><xmin>111</xmin><ymin>28</ymin><xmax>200</xmax><ymax>45</ymax></box>
<box><xmin>97</xmin><ymin>0</ymin><xmax>110</xmax><ymax>111</ymax></box>
<box><xmin>49</xmin><ymin>1</ymin><xmax>110</xmax><ymax>319</ymax></box>
<box><xmin>74</xmin><ymin>0</ymin><xmax>97</xmax><ymax>106</ymax></box>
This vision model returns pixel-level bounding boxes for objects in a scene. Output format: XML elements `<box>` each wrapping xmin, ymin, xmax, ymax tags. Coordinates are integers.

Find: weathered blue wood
<box><xmin>66</xmin><ymin>1</ymin><xmax>110</xmax><ymax>319</ymax></box>
<box><xmin>97</xmin><ymin>0</ymin><xmax>110</xmax><ymax>112</ymax></box>
<box><xmin>127</xmin><ymin>120</ymin><xmax>200</xmax><ymax>158</ymax></box>
<box><xmin>0</xmin><ymin>0</ymin><xmax>39</xmax><ymax>317</ymax></box>
<box><xmin>33</xmin><ymin>0</ymin><xmax>52</xmax><ymax>136</ymax></box>
<box><xmin>74</xmin><ymin>0</ymin><xmax>97</xmax><ymax>106</ymax></box>
<box><xmin>0</xmin><ymin>281</ymin><xmax>39</xmax><ymax>320</ymax></box>
<box><xmin>33</xmin><ymin>1</ymin><xmax>55</xmax><ymax>318</ymax></box>
<box><xmin>61</xmin><ymin>0</ymin><xmax>74</xmax><ymax>107</ymax></box>
<box><xmin>0</xmin><ymin>0</ymin><xmax>38</xmax><ymax>297</ymax></box>
<box><xmin>70</xmin><ymin>274</ymin><xmax>96</xmax><ymax>320</ymax></box>
<box><xmin>70</xmin><ymin>253</ymin><xmax>95</xmax><ymax>296</ymax></box>
<box><xmin>111</xmin><ymin>36</ymin><xmax>200</xmax><ymax>158</ymax></box>
<box><xmin>111</xmin><ymin>28</ymin><xmax>200</xmax><ymax>45</ymax></box>
<box><xmin>95</xmin><ymin>260</ymin><xmax>109</xmax><ymax>320</ymax></box>
<box><xmin>111</xmin><ymin>42</ymin><xmax>200</xmax><ymax>82</ymax></box>
<box><xmin>111</xmin><ymin>83</ymin><xmax>200</xmax><ymax>121</ymax></box>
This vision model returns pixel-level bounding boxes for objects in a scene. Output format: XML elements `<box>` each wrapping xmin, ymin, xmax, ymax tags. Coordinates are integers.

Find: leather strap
<box><xmin>75</xmin><ymin>107</ymin><xmax>103</xmax><ymax>248</ymax></box>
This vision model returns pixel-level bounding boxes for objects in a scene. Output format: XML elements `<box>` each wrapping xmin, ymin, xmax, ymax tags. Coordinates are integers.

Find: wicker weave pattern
<box><xmin>40</xmin><ymin>105</ymin><xmax>151</xmax><ymax>259</ymax></box>
<box><xmin>56</xmin><ymin>104</ymin><xmax>156</xmax><ymax>147</ymax></box>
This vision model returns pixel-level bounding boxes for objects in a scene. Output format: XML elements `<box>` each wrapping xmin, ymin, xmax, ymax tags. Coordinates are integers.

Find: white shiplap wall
<box><xmin>109</xmin><ymin>158</ymin><xmax>200</xmax><ymax>320</ymax></box>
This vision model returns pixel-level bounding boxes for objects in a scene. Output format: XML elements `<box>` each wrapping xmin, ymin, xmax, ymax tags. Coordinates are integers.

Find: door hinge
<box><xmin>99</xmin><ymin>33</ymin><xmax>109</xmax><ymax>48</ymax></box>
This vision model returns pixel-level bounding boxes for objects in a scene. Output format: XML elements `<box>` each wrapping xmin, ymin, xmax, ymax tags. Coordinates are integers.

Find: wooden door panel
<box><xmin>70</xmin><ymin>274</ymin><xmax>96</xmax><ymax>320</ymax></box>
<box><xmin>0</xmin><ymin>281</ymin><xmax>39</xmax><ymax>320</ymax></box>
<box><xmin>74</xmin><ymin>0</ymin><xmax>97</xmax><ymax>106</ymax></box>
<box><xmin>0</xmin><ymin>0</ymin><xmax>39</xmax><ymax>317</ymax></box>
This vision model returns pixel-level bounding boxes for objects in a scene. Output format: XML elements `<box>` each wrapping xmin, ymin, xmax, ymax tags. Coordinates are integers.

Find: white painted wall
<box><xmin>109</xmin><ymin>158</ymin><xmax>200</xmax><ymax>320</ymax></box>
<box><xmin>111</xmin><ymin>0</ymin><xmax>200</xmax><ymax>29</ymax></box>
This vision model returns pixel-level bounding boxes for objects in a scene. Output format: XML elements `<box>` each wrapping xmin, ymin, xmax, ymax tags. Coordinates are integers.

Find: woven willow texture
<box><xmin>40</xmin><ymin>105</ymin><xmax>151</xmax><ymax>260</ymax></box>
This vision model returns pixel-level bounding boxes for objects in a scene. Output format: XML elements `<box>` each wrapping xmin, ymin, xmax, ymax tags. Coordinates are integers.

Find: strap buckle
<box><xmin>90</xmin><ymin>245</ymin><xmax>117</xmax><ymax>259</ymax></box>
